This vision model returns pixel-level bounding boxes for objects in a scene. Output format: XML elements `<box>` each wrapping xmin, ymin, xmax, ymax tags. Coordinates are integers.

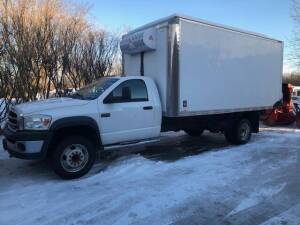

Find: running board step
<box><xmin>103</xmin><ymin>138</ymin><xmax>160</xmax><ymax>150</ymax></box>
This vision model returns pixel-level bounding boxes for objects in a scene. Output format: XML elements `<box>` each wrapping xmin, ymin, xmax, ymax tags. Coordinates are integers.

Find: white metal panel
<box><xmin>123</xmin><ymin>54</ymin><xmax>140</xmax><ymax>76</ymax></box>
<box><xmin>179</xmin><ymin>19</ymin><xmax>283</xmax><ymax>114</ymax></box>
<box><xmin>124</xmin><ymin>27</ymin><xmax>168</xmax><ymax>113</ymax></box>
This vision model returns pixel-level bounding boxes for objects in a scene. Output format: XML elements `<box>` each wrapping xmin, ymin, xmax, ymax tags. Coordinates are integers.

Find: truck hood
<box><xmin>14</xmin><ymin>98</ymin><xmax>90</xmax><ymax>115</ymax></box>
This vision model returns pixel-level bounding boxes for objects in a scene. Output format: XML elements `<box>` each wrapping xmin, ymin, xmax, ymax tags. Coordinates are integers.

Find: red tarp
<box><xmin>261</xmin><ymin>84</ymin><xmax>296</xmax><ymax>126</ymax></box>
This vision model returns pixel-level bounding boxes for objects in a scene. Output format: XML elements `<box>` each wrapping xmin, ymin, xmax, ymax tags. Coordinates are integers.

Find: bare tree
<box><xmin>0</xmin><ymin>0</ymin><xmax>120</xmax><ymax>124</ymax></box>
<box><xmin>67</xmin><ymin>29</ymin><xmax>119</xmax><ymax>87</ymax></box>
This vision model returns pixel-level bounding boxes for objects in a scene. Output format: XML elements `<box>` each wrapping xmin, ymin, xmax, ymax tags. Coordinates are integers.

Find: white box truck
<box><xmin>3</xmin><ymin>14</ymin><xmax>283</xmax><ymax>179</ymax></box>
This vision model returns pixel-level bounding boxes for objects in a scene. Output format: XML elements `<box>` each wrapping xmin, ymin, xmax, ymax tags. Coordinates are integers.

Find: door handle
<box><xmin>101</xmin><ymin>113</ymin><xmax>111</xmax><ymax>118</ymax></box>
<box><xmin>143</xmin><ymin>106</ymin><xmax>153</xmax><ymax>110</ymax></box>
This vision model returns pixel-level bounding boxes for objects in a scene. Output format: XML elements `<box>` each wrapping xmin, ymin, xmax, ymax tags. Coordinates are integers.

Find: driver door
<box><xmin>99</xmin><ymin>79</ymin><xmax>157</xmax><ymax>145</ymax></box>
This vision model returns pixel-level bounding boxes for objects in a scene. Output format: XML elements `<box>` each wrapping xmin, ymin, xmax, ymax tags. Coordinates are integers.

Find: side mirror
<box><xmin>103</xmin><ymin>94</ymin><xmax>114</xmax><ymax>104</ymax></box>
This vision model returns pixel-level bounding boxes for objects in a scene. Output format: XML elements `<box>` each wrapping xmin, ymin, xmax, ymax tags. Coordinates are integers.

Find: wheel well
<box><xmin>215</xmin><ymin>111</ymin><xmax>259</xmax><ymax>133</ymax></box>
<box><xmin>47</xmin><ymin>125</ymin><xmax>102</xmax><ymax>157</ymax></box>
<box><xmin>243</xmin><ymin>112</ymin><xmax>260</xmax><ymax>133</ymax></box>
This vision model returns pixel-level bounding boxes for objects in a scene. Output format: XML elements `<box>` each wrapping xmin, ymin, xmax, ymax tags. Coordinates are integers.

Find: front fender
<box><xmin>50</xmin><ymin>116</ymin><xmax>102</xmax><ymax>147</ymax></box>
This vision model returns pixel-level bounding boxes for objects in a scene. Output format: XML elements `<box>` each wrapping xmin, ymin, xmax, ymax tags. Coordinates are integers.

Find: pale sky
<box><xmin>79</xmin><ymin>0</ymin><xmax>296</xmax><ymax>72</ymax></box>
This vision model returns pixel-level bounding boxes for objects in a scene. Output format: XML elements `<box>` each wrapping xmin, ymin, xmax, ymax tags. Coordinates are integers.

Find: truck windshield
<box><xmin>71</xmin><ymin>77</ymin><xmax>119</xmax><ymax>100</ymax></box>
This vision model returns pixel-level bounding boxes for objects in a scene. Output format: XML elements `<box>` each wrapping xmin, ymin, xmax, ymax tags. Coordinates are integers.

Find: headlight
<box><xmin>23</xmin><ymin>115</ymin><xmax>52</xmax><ymax>130</ymax></box>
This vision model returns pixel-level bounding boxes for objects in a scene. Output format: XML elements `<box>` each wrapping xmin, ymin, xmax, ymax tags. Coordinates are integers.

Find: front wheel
<box><xmin>51</xmin><ymin>136</ymin><xmax>96</xmax><ymax>179</ymax></box>
<box><xmin>224</xmin><ymin>118</ymin><xmax>252</xmax><ymax>145</ymax></box>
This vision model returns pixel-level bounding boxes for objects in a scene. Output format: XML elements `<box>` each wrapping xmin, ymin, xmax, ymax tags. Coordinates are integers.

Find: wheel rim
<box><xmin>238</xmin><ymin>122</ymin><xmax>250</xmax><ymax>141</ymax></box>
<box><xmin>60</xmin><ymin>144</ymin><xmax>89</xmax><ymax>173</ymax></box>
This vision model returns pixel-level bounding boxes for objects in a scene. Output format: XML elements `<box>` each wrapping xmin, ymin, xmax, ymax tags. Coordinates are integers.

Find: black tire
<box><xmin>184</xmin><ymin>129</ymin><xmax>204</xmax><ymax>137</ymax></box>
<box><xmin>224</xmin><ymin>118</ymin><xmax>252</xmax><ymax>145</ymax></box>
<box><xmin>51</xmin><ymin>136</ymin><xmax>96</xmax><ymax>179</ymax></box>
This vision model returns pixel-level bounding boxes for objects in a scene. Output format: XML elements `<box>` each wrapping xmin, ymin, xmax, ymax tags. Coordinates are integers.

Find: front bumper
<box><xmin>2</xmin><ymin>127</ymin><xmax>52</xmax><ymax>160</ymax></box>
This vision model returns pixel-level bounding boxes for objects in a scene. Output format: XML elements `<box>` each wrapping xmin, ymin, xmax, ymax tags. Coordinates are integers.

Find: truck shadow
<box><xmin>0</xmin><ymin>132</ymin><xmax>237</xmax><ymax>183</ymax></box>
<box><xmin>98</xmin><ymin>132</ymin><xmax>230</xmax><ymax>163</ymax></box>
<box><xmin>137</xmin><ymin>133</ymin><xmax>230</xmax><ymax>161</ymax></box>
<box><xmin>89</xmin><ymin>132</ymin><xmax>231</xmax><ymax>176</ymax></box>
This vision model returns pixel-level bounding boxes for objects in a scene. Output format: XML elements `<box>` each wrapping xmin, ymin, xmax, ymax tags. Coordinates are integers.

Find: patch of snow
<box><xmin>260</xmin><ymin>126</ymin><xmax>300</xmax><ymax>133</ymax></box>
<box><xmin>260</xmin><ymin>203</ymin><xmax>300</xmax><ymax>225</ymax></box>
<box><xmin>1</xmin><ymin>128</ymin><xmax>300</xmax><ymax>225</ymax></box>
<box><xmin>227</xmin><ymin>183</ymin><xmax>287</xmax><ymax>217</ymax></box>
<box><xmin>0</xmin><ymin>99</ymin><xmax>6</xmax><ymax>129</ymax></box>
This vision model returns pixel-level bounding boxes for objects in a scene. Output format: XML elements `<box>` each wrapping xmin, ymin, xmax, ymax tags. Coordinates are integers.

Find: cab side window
<box><xmin>104</xmin><ymin>79</ymin><xmax>148</xmax><ymax>103</ymax></box>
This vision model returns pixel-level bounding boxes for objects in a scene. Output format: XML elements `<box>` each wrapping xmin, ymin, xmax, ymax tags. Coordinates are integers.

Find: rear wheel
<box><xmin>184</xmin><ymin>129</ymin><xmax>204</xmax><ymax>137</ymax></box>
<box><xmin>51</xmin><ymin>136</ymin><xmax>96</xmax><ymax>179</ymax></box>
<box><xmin>225</xmin><ymin>118</ymin><xmax>252</xmax><ymax>145</ymax></box>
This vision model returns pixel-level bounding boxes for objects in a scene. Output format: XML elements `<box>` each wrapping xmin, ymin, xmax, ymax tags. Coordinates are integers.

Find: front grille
<box><xmin>7</xmin><ymin>109</ymin><xmax>18</xmax><ymax>131</ymax></box>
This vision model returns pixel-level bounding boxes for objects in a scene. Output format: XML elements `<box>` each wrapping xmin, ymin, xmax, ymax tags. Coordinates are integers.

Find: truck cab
<box><xmin>3</xmin><ymin>76</ymin><xmax>162</xmax><ymax>179</ymax></box>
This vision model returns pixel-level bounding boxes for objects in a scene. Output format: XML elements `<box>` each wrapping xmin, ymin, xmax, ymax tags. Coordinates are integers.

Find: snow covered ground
<box><xmin>1</xmin><ymin>128</ymin><xmax>300</xmax><ymax>225</ymax></box>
